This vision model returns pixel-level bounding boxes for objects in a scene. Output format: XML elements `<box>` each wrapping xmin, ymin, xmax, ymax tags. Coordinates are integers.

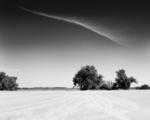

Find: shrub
<box><xmin>112</xmin><ymin>82</ymin><xmax>119</xmax><ymax>90</ymax></box>
<box><xmin>100</xmin><ymin>81</ymin><xmax>114</xmax><ymax>90</ymax></box>
<box><xmin>136</xmin><ymin>84</ymin><xmax>150</xmax><ymax>89</ymax></box>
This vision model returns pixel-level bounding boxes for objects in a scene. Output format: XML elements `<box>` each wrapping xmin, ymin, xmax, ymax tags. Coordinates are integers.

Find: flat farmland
<box><xmin>0</xmin><ymin>90</ymin><xmax>150</xmax><ymax>120</ymax></box>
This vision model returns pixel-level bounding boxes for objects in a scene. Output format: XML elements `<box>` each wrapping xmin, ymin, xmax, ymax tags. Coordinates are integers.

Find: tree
<box><xmin>73</xmin><ymin>65</ymin><xmax>103</xmax><ymax>90</ymax></box>
<box><xmin>0</xmin><ymin>72</ymin><xmax>6</xmax><ymax>90</ymax></box>
<box><xmin>115</xmin><ymin>69</ymin><xmax>137</xmax><ymax>89</ymax></box>
<box><xmin>0</xmin><ymin>72</ymin><xmax>18</xmax><ymax>90</ymax></box>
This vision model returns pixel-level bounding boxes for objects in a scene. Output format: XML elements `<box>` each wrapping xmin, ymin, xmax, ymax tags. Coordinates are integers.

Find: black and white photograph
<box><xmin>1</xmin><ymin>1</ymin><xmax>150</xmax><ymax>120</ymax></box>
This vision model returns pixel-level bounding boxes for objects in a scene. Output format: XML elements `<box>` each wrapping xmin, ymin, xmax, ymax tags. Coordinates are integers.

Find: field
<box><xmin>0</xmin><ymin>90</ymin><xmax>150</xmax><ymax>120</ymax></box>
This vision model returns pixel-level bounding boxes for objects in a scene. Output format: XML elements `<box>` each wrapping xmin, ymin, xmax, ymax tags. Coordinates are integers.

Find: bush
<box><xmin>100</xmin><ymin>81</ymin><xmax>114</xmax><ymax>90</ymax></box>
<box><xmin>136</xmin><ymin>84</ymin><xmax>150</xmax><ymax>89</ymax></box>
<box><xmin>0</xmin><ymin>72</ymin><xmax>18</xmax><ymax>90</ymax></box>
<box><xmin>73</xmin><ymin>65</ymin><xmax>103</xmax><ymax>90</ymax></box>
<box><xmin>112</xmin><ymin>82</ymin><xmax>119</xmax><ymax>90</ymax></box>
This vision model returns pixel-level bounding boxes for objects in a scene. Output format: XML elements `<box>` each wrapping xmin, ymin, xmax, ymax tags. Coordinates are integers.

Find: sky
<box><xmin>1</xmin><ymin>1</ymin><xmax>150</xmax><ymax>87</ymax></box>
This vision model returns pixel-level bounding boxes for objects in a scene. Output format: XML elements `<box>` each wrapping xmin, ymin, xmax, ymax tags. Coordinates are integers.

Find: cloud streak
<box><xmin>19</xmin><ymin>6</ymin><xmax>123</xmax><ymax>46</ymax></box>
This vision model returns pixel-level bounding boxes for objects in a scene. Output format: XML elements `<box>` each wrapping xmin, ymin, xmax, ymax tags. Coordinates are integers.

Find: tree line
<box><xmin>73</xmin><ymin>65</ymin><xmax>150</xmax><ymax>90</ymax></box>
<box><xmin>0</xmin><ymin>65</ymin><xmax>150</xmax><ymax>90</ymax></box>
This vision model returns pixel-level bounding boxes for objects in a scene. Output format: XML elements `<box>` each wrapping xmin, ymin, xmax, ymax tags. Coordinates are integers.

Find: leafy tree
<box><xmin>115</xmin><ymin>69</ymin><xmax>137</xmax><ymax>89</ymax></box>
<box><xmin>73</xmin><ymin>65</ymin><xmax>103</xmax><ymax>90</ymax></box>
<box><xmin>0</xmin><ymin>72</ymin><xmax>6</xmax><ymax>90</ymax></box>
<box><xmin>0</xmin><ymin>72</ymin><xmax>18</xmax><ymax>90</ymax></box>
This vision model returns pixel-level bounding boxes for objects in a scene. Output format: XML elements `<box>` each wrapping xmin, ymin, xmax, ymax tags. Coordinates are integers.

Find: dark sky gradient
<box><xmin>2</xmin><ymin>1</ymin><xmax>150</xmax><ymax>46</ymax></box>
<box><xmin>1</xmin><ymin>1</ymin><xmax>150</xmax><ymax>87</ymax></box>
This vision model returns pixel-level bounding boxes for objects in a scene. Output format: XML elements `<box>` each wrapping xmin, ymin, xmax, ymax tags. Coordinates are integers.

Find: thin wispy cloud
<box><xmin>18</xmin><ymin>6</ymin><xmax>124</xmax><ymax>46</ymax></box>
